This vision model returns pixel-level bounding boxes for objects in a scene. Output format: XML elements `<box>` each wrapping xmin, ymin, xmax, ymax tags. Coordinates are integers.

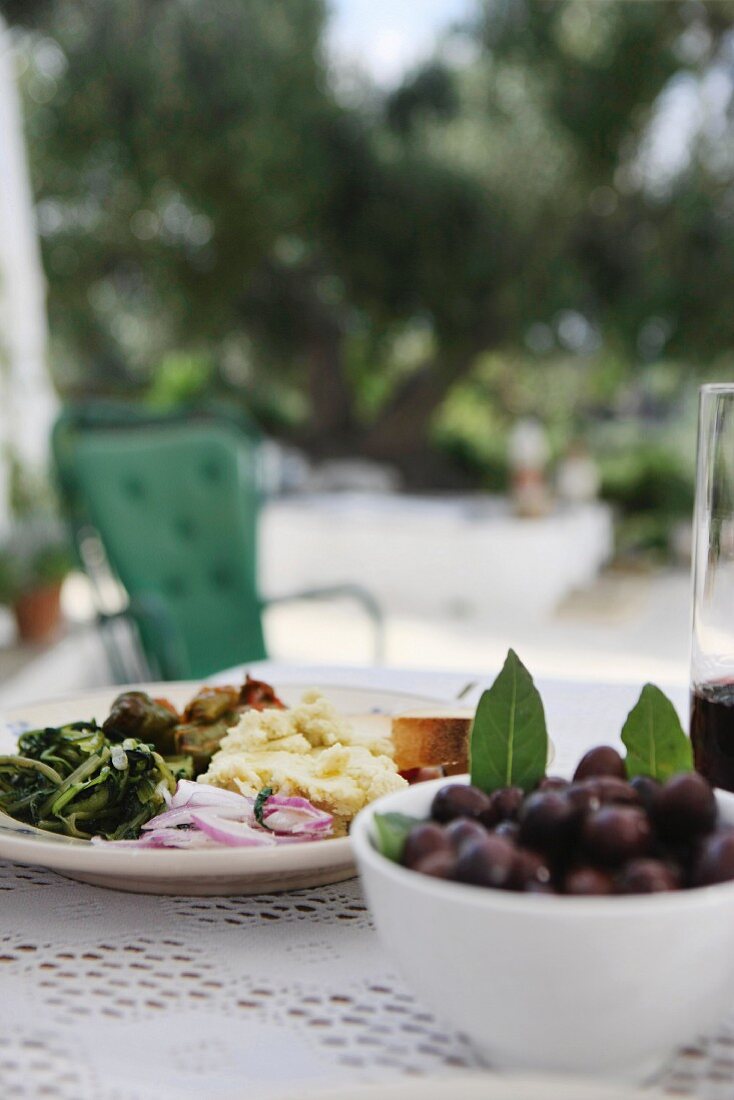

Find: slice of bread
<box><xmin>390</xmin><ymin>710</ymin><xmax>473</xmax><ymax>772</ymax></box>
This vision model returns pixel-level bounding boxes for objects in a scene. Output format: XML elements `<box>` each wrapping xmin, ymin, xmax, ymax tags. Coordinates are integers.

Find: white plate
<box><xmin>290</xmin><ymin>1072</ymin><xmax>662</xmax><ymax>1100</ymax></box>
<box><xmin>0</xmin><ymin>680</ymin><xmax>442</xmax><ymax>896</ymax></box>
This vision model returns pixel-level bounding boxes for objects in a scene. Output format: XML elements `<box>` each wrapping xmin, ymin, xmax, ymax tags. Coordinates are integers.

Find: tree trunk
<box><xmin>303</xmin><ymin>323</ymin><xmax>355</xmax><ymax>448</ymax></box>
<box><xmin>282</xmin><ymin>343</ymin><xmax>482</xmax><ymax>486</ymax></box>
<box><xmin>361</xmin><ymin>348</ymin><xmax>476</xmax><ymax>464</ymax></box>
<box><xmin>246</xmin><ymin>260</ymin><xmax>356</xmax><ymax>449</ymax></box>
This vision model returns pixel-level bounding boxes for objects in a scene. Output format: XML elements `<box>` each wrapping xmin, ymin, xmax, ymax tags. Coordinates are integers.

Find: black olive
<box><xmin>518</xmin><ymin>791</ymin><xmax>577</xmax><ymax>858</ymax></box>
<box><xmin>564</xmin><ymin>866</ymin><xmax>615</xmax><ymax>896</ymax></box>
<box><xmin>511</xmin><ymin>848</ymin><xmax>552</xmax><ymax>891</ymax></box>
<box><xmin>444</xmin><ymin>817</ymin><xmax>487</xmax><ymax>851</ymax></box>
<box><xmin>573</xmin><ymin>746</ymin><xmax>626</xmax><ymax>781</ymax></box>
<box><xmin>413</xmin><ymin>850</ymin><xmax>458</xmax><ymax>880</ymax></box>
<box><xmin>479</xmin><ymin>786</ymin><xmax>525</xmax><ymax>828</ymax></box>
<box><xmin>403</xmin><ymin>823</ymin><xmax>451</xmax><ymax>869</ymax></box>
<box><xmin>615</xmin><ymin>858</ymin><xmax>679</xmax><ymax>894</ymax></box>
<box><xmin>581</xmin><ymin>806</ymin><xmax>652</xmax><ymax>866</ymax></box>
<box><xmin>693</xmin><ymin>831</ymin><xmax>734</xmax><ymax>887</ymax></box>
<box><xmin>629</xmin><ymin>774</ymin><xmax>661</xmax><ymax>814</ymax></box>
<box><xmin>431</xmin><ymin>784</ymin><xmax>491</xmax><ymax>824</ymax></box>
<box><xmin>455</xmin><ymin>835</ymin><xmax>518</xmax><ymax>889</ymax></box>
<box><xmin>653</xmin><ymin>772</ymin><xmax>717</xmax><ymax>842</ymax></box>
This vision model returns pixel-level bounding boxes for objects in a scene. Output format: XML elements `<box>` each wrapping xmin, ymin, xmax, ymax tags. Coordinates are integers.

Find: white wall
<box><xmin>0</xmin><ymin>18</ymin><xmax>57</xmax><ymax>534</ymax></box>
<box><xmin>260</xmin><ymin>493</ymin><xmax>614</xmax><ymax>619</ymax></box>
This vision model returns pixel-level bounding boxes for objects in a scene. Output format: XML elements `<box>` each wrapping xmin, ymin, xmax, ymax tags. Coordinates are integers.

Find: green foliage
<box><xmin>622</xmin><ymin>683</ymin><xmax>693</xmax><ymax>782</ymax></box>
<box><xmin>470</xmin><ymin>649</ymin><xmax>548</xmax><ymax>794</ymax></box>
<box><xmin>386</xmin><ymin>63</ymin><xmax>459</xmax><ymax>135</ymax></box>
<box><xmin>7</xmin><ymin>0</ymin><xmax>734</xmax><ymax>490</ymax></box>
<box><xmin>613</xmin><ymin>514</ymin><xmax>677</xmax><ymax>560</ymax></box>
<box><xmin>15</xmin><ymin>0</ymin><xmax>334</xmax><ymax>395</ymax></box>
<box><xmin>0</xmin><ymin>552</ymin><xmax>21</xmax><ymax>606</ymax></box>
<box><xmin>598</xmin><ymin>440</ymin><xmax>695</xmax><ymax>557</ymax></box>
<box><xmin>7</xmin><ymin>451</ymin><xmax>57</xmax><ymax>519</ymax></box>
<box><xmin>0</xmin><ymin>524</ymin><xmax>73</xmax><ymax>604</ymax></box>
<box><xmin>0</xmin><ymin>456</ymin><xmax>74</xmax><ymax>603</ymax></box>
<box><xmin>373</xmin><ymin>812</ymin><xmax>422</xmax><ymax>863</ymax></box>
<box><xmin>600</xmin><ymin>447</ymin><xmax>694</xmax><ymax>518</ymax></box>
<box><xmin>33</xmin><ymin>543</ymin><xmax>74</xmax><ymax>587</ymax></box>
<box><xmin>145</xmin><ymin>351</ymin><xmax>215</xmax><ymax>410</ymax></box>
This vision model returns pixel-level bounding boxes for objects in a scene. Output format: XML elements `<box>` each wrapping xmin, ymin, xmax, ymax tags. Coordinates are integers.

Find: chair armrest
<box><xmin>97</xmin><ymin>594</ymin><xmax>188</xmax><ymax>682</ymax></box>
<box><xmin>262</xmin><ymin>584</ymin><xmax>385</xmax><ymax>664</ymax></box>
<box><xmin>95</xmin><ymin>610</ymin><xmax>149</xmax><ymax>684</ymax></box>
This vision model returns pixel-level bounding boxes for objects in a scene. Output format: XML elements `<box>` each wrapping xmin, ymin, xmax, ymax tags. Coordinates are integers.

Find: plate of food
<box><xmin>0</xmin><ymin>674</ymin><xmax>480</xmax><ymax>895</ymax></box>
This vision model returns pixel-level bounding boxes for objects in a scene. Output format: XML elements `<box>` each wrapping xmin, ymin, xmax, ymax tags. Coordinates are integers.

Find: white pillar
<box><xmin>0</xmin><ymin>18</ymin><xmax>57</xmax><ymax>535</ymax></box>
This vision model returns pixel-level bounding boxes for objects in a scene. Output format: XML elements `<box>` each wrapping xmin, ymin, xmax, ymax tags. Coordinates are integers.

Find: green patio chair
<box><xmin>52</xmin><ymin>402</ymin><xmax>383</xmax><ymax>681</ymax></box>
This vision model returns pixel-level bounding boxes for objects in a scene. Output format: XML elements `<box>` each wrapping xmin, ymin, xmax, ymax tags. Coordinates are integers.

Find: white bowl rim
<box><xmin>351</xmin><ymin>774</ymin><xmax>734</xmax><ymax>916</ymax></box>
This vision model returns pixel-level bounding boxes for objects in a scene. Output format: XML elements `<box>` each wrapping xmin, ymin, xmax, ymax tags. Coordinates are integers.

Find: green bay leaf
<box><xmin>373</xmin><ymin>812</ymin><xmax>421</xmax><ymax>863</ymax></box>
<box><xmin>621</xmin><ymin>683</ymin><xmax>693</xmax><ymax>782</ymax></box>
<box><xmin>469</xmin><ymin>649</ymin><xmax>547</xmax><ymax>793</ymax></box>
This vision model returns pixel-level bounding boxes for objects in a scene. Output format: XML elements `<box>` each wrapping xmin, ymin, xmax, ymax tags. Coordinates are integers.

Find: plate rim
<box><xmin>291</xmin><ymin>1072</ymin><xmax>660</xmax><ymax>1100</ymax></box>
<box><xmin>0</xmin><ymin>679</ymin><xmax>451</xmax><ymax>721</ymax></box>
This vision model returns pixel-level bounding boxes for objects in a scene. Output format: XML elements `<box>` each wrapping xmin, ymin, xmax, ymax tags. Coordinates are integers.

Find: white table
<box><xmin>0</xmin><ymin>664</ymin><xmax>728</xmax><ymax>1099</ymax></box>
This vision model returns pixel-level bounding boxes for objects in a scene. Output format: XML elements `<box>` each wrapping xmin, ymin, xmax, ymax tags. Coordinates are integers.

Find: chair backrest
<box><xmin>53</xmin><ymin>402</ymin><xmax>267</xmax><ymax>679</ymax></box>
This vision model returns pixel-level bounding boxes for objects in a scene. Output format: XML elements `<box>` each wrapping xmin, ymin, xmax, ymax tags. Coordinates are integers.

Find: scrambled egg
<box><xmin>200</xmin><ymin>690</ymin><xmax>407</xmax><ymax>833</ymax></box>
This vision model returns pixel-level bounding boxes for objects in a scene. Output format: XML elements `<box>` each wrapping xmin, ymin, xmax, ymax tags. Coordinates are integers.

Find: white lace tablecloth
<box><xmin>0</xmin><ymin>664</ymin><xmax>731</xmax><ymax>1099</ymax></box>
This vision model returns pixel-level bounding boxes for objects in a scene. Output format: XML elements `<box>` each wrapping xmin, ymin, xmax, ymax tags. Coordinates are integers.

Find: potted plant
<box><xmin>0</xmin><ymin>453</ymin><xmax>74</xmax><ymax>643</ymax></box>
<box><xmin>0</xmin><ymin>454</ymin><xmax>75</xmax><ymax>643</ymax></box>
<box><xmin>0</xmin><ymin>524</ymin><xmax>73</xmax><ymax>644</ymax></box>
<box><xmin>17</xmin><ymin>539</ymin><xmax>72</xmax><ymax>644</ymax></box>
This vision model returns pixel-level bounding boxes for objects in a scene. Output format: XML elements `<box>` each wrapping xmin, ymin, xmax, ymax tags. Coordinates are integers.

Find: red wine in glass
<box><xmin>690</xmin><ymin>681</ymin><xmax>734</xmax><ymax>791</ymax></box>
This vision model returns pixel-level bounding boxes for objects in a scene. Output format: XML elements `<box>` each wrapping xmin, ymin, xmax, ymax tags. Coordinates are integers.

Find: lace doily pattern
<box><xmin>0</xmin><ymin>860</ymin><xmax>480</xmax><ymax>1100</ymax></box>
<box><xmin>0</xmin><ymin>856</ymin><xmax>732</xmax><ymax>1100</ymax></box>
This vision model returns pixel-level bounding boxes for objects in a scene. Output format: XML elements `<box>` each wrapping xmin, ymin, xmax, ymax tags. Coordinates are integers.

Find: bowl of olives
<box><xmin>351</xmin><ymin>745</ymin><xmax>734</xmax><ymax>1083</ymax></box>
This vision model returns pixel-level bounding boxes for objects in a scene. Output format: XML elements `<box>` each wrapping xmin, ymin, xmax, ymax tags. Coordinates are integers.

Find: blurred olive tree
<box><xmin>7</xmin><ymin>0</ymin><xmax>734</xmax><ymax>485</ymax></box>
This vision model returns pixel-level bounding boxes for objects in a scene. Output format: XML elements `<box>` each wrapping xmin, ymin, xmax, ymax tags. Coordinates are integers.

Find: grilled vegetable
<box><xmin>240</xmin><ymin>675</ymin><xmax>285</xmax><ymax>710</ymax></box>
<box><xmin>182</xmin><ymin>686</ymin><xmax>240</xmax><ymax>725</ymax></box>
<box><xmin>174</xmin><ymin>722</ymin><xmax>233</xmax><ymax>776</ymax></box>
<box><xmin>103</xmin><ymin>691</ymin><xmax>179</xmax><ymax>754</ymax></box>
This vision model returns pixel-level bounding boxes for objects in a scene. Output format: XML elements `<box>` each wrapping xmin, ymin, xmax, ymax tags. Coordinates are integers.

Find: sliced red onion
<box><xmin>262</xmin><ymin>810</ymin><xmax>332</xmax><ymax>835</ymax></box>
<box><xmin>190</xmin><ymin>810</ymin><xmax>277</xmax><ymax>847</ymax></box>
<box><xmin>264</xmin><ymin>793</ymin><xmax>325</xmax><ymax>811</ymax></box>
<box><xmin>170</xmin><ymin>780</ymin><xmax>253</xmax><ymax>812</ymax></box>
<box><xmin>260</xmin><ymin>794</ymin><xmax>333</xmax><ymax>835</ymax></box>
<box><xmin>142</xmin><ymin>802</ymin><xmax>254</xmax><ymax>832</ymax></box>
<box><xmin>140</xmin><ymin>807</ymin><xmax>197</xmax><ymax>831</ymax></box>
<box><xmin>94</xmin><ymin>783</ymin><xmax>333</xmax><ymax>847</ymax></box>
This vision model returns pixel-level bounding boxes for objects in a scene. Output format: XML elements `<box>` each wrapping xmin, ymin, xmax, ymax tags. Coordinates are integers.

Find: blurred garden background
<box><xmin>2</xmin><ymin>0</ymin><xmax>734</xmax><ymax>698</ymax></box>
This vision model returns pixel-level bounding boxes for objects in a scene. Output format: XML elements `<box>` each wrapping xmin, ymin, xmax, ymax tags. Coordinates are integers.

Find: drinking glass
<box><xmin>690</xmin><ymin>383</ymin><xmax>734</xmax><ymax>790</ymax></box>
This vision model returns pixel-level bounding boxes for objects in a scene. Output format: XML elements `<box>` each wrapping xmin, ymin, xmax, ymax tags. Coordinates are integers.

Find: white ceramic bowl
<box><xmin>351</xmin><ymin>777</ymin><xmax>734</xmax><ymax>1082</ymax></box>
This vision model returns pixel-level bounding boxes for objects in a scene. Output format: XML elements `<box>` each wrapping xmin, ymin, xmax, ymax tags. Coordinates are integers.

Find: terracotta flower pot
<box><xmin>13</xmin><ymin>583</ymin><xmax>63</xmax><ymax>644</ymax></box>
